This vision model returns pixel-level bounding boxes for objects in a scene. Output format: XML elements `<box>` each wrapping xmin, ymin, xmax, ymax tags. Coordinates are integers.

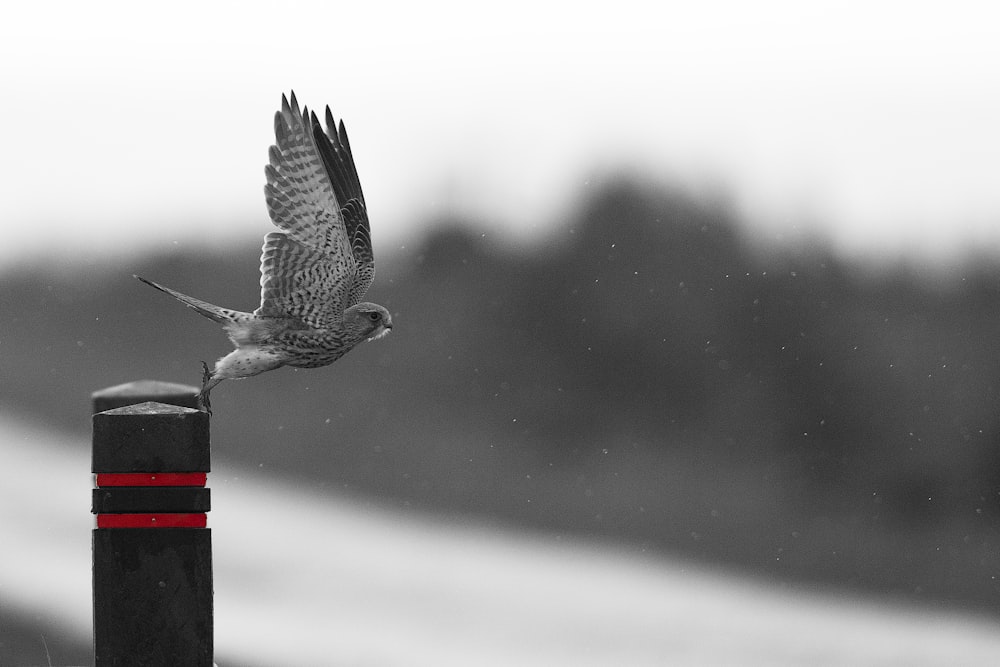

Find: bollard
<box><xmin>91</xmin><ymin>381</ymin><xmax>213</xmax><ymax>666</ymax></box>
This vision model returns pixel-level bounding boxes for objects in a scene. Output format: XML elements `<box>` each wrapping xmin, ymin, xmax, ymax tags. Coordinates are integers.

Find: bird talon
<box><xmin>197</xmin><ymin>390</ymin><xmax>213</xmax><ymax>415</ymax></box>
<box><xmin>198</xmin><ymin>361</ymin><xmax>214</xmax><ymax>415</ymax></box>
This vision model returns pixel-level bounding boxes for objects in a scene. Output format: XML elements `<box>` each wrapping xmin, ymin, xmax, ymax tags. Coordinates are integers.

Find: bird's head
<box><xmin>344</xmin><ymin>302</ymin><xmax>393</xmax><ymax>342</ymax></box>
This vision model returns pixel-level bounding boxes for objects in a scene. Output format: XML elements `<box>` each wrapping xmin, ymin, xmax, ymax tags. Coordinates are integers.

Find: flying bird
<box><xmin>137</xmin><ymin>92</ymin><xmax>392</xmax><ymax>413</ymax></box>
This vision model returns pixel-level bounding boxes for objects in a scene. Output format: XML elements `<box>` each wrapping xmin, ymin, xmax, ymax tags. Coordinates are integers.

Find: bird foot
<box><xmin>198</xmin><ymin>361</ymin><xmax>214</xmax><ymax>415</ymax></box>
<box><xmin>197</xmin><ymin>391</ymin><xmax>213</xmax><ymax>416</ymax></box>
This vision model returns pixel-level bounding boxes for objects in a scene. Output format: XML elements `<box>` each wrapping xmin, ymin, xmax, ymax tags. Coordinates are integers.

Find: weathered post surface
<box><xmin>91</xmin><ymin>380</ymin><xmax>213</xmax><ymax>666</ymax></box>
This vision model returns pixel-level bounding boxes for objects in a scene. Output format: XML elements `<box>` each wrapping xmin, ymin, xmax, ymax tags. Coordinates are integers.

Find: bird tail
<box><xmin>134</xmin><ymin>275</ymin><xmax>238</xmax><ymax>325</ymax></box>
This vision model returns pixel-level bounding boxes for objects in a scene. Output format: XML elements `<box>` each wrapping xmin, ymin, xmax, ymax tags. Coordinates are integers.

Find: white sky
<box><xmin>2</xmin><ymin>1</ymin><xmax>1000</xmax><ymax>269</ymax></box>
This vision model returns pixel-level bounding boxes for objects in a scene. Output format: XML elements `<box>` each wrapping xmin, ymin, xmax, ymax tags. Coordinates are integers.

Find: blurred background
<box><xmin>3</xmin><ymin>1</ymin><xmax>1000</xmax><ymax>664</ymax></box>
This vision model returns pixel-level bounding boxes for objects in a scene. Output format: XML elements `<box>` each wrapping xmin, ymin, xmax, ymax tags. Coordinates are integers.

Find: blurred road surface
<box><xmin>3</xmin><ymin>414</ymin><xmax>999</xmax><ymax>666</ymax></box>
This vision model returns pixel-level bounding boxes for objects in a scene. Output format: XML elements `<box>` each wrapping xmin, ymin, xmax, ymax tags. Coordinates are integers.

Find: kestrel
<box><xmin>136</xmin><ymin>92</ymin><xmax>392</xmax><ymax>413</ymax></box>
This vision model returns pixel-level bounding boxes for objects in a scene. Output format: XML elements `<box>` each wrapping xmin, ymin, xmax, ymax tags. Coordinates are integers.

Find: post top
<box><xmin>97</xmin><ymin>401</ymin><xmax>203</xmax><ymax>417</ymax></box>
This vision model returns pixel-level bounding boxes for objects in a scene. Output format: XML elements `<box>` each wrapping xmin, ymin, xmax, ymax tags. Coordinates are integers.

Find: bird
<box><xmin>136</xmin><ymin>92</ymin><xmax>392</xmax><ymax>414</ymax></box>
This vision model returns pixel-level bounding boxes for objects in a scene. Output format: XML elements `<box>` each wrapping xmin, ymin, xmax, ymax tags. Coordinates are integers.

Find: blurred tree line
<box><xmin>3</xmin><ymin>179</ymin><xmax>999</xmax><ymax>611</ymax></box>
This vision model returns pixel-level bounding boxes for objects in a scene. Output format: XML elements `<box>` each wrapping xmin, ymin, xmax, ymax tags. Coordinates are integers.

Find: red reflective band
<box><xmin>96</xmin><ymin>473</ymin><xmax>207</xmax><ymax>487</ymax></box>
<box><xmin>96</xmin><ymin>513</ymin><xmax>207</xmax><ymax>528</ymax></box>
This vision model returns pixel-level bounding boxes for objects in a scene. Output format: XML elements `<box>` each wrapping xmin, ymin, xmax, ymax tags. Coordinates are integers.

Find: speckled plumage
<box><xmin>137</xmin><ymin>92</ymin><xmax>392</xmax><ymax>413</ymax></box>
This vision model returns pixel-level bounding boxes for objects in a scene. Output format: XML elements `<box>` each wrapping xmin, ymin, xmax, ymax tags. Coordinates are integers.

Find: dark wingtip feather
<box><xmin>338</xmin><ymin>119</ymin><xmax>352</xmax><ymax>152</ymax></box>
<box><xmin>134</xmin><ymin>274</ymin><xmax>168</xmax><ymax>295</ymax></box>
<box><xmin>279</xmin><ymin>92</ymin><xmax>301</xmax><ymax>131</ymax></box>
<box><xmin>310</xmin><ymin>112</ymin><xmax>330</xmax><ymax>151</ymax></box>
<box><xmin>324</xmin><ymin>106</ymin><xmax>337</xmax><ymax>135</ymax></box>
<box><xmin>328</xmin><ymin>111</ymin><xmax>351</xmax><ymax>153</ymax></box>
<box><xmin>273</xmin><ymin>110</ymin><xmax>287</xmax><ymax>140</ymax></box>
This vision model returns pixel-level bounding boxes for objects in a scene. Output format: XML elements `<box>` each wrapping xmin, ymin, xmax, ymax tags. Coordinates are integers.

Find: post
<box><xmin>91</xmin><ymin>381</ymin><xmax>213</xmax><ymax>666</ymax></box>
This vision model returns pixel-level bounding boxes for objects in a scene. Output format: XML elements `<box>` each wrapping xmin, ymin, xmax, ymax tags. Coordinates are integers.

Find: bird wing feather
<box><xmin>256</xmin><ymin>92</ymin><xmax>375</xmax><ymax>326</ymax></box>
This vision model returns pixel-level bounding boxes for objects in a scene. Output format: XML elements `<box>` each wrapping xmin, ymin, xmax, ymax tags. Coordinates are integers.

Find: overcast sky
<box><xmin>3</xmin><ymin>1</ymin><xmax>1000</xmax><ymax>270</ymax></box>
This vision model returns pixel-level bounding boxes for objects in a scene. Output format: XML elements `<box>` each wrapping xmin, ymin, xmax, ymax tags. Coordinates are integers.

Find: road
<box><xmin>3</xmin><ymin>413</ymin><xmax>999</xmax><ymax>666</ymax></box>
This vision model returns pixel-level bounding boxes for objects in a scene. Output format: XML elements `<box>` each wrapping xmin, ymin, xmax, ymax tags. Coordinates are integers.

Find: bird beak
<box><xmin>369</xmin><ymin>324</ymin><xmax>391</xmax><ymax>341</ymax></box>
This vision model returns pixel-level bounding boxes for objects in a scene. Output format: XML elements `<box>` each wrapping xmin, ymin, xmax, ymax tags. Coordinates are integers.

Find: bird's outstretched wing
<box><xmin>256</xmin><ymin>92</ymin><xmax>375</xmax><ymax>326</ymax></box>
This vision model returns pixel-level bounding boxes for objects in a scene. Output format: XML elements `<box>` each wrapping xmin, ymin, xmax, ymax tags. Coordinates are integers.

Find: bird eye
<box><xmin>368</xmin><ymin>312</ymin><xmax>381</xmax><ymax>321</ymax></box>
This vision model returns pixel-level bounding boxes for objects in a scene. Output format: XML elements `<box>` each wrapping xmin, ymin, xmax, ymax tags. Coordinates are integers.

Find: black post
<box><xmin>91</xmin><ymin>381</ymin><xmax>213</xmax><ymax>666</ymax></box>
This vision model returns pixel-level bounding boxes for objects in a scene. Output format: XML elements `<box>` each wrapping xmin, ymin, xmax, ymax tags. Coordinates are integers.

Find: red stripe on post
<box><xmin>97</xmin><ymin>513</ymin><xmax>208</xmax><ymax>528</ymax></box>
<box><xmin>96</xmin><ymin>473</ymin><xmax>207</xmax><ymax>487</ymax></box>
